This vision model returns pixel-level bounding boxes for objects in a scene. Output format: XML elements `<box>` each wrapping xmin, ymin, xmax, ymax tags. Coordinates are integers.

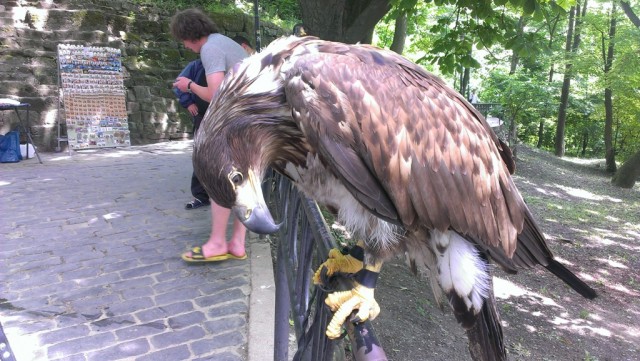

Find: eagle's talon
<box><xmin>313</xmin><ymin>246</ymin><xmax>364</xmax><ymax>285</ymax></box>
<box><xmin>324</xmin><ymin>283</ymin><xmax>379</xmax><ymax>339</ymax></box>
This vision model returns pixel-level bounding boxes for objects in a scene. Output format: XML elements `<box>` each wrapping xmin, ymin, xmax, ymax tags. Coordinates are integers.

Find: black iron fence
<box><xmin>263</xmin><ymin>170</ymin><xmax>387</xmax><ymax>361</ymax></box>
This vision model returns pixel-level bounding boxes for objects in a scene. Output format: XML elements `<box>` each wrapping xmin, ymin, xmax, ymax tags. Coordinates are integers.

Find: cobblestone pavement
<box><xmin>0</xmin><ymin>142</ymin><xmax>254</xmax><ymax>361</ymax></box>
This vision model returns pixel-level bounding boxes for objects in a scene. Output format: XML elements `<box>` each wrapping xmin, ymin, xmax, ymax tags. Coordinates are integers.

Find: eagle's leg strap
<box><xmin>324</xmin><ymin>261</ymin><xmax>383</xmax><ymax>339</ymax></box>
<box><xmin>312</xmin><ymin>241</ymin><xmax>365</xmax><ymax>285</ymax></box>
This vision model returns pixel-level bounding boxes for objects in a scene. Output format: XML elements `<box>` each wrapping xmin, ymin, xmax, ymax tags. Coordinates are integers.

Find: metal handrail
<box><xmin>264</xmin><ymin>170</ymin><xmax>387</xmax><ymax>361</ymax></box>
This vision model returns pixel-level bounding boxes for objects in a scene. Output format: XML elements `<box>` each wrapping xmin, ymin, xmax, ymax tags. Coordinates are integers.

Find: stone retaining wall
<box><xmin>0</xmin><ymin>0</ymin><xmax>285</xmax><ymax>152</ymax></box>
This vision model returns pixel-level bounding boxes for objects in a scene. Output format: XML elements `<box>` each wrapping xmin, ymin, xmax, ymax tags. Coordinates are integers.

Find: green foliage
<box><xmin>129</xmin><ymin>0</ymin><xmax>300</xmax><ymax>29</ymax></box>
<box><xmin>260</xmin><ymin>0</ymin><xmax>301</xmax><ymax>25</ymax></box>
<box><xmin>133</xmin><ymin>0</ymin><xmax>640</xmax><ymax>162</ymax></box>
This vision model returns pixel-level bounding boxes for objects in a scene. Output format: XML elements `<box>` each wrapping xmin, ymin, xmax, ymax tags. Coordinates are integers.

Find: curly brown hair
<box><xmin>170</xmin><ymin>8</ymin><xmax>219</xmax><ymax>41</ymax></box>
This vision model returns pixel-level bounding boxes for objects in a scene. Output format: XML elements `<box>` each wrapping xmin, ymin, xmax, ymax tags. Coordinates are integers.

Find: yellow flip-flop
<box><xmin>181</xmin><ymin>246</ymin><xmax>247</xmax><ymax>262</ymax></box>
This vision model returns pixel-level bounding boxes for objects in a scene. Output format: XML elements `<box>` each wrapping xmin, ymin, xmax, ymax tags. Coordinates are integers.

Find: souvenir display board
<box><xmin>57</xmin><ymin>44</ymin><xmax>130</xmax><ymax>149</ymax></box>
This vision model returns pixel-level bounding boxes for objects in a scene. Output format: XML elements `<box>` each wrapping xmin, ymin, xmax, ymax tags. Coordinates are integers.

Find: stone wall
<box><xmin>0</xmin><ymin>0</ymin><xmax>286</xmax><ymax>152</ymax></box>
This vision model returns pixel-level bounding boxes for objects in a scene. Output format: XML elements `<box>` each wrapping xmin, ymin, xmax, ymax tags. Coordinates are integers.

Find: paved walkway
<box><xmin>0</xmin><ymin>141</ymin><xmax>274</xmax><ymax>361</ymax></box>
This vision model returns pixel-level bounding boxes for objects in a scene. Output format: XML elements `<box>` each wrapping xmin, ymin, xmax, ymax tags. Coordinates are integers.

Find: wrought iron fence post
<box><xmin>267</xmin><ymin>172</ymin><xmax>388</xmax><ymax>361</ymax></box>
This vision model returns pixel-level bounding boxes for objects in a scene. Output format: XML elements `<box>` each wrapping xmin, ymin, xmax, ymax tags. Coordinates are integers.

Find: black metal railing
<box><xmin>263</xmin><ymin>170</ymin><xmax>387</xmax><ymax>361</ymax></box>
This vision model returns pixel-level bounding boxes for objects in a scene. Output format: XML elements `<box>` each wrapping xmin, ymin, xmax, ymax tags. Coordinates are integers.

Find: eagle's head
<box><xmin>193</xmin><ymin>36</ymin><xmax>312</xmax><ymax>234</ymax></box>
<box><xmin>193</xmin><ymin>100</ymin><xmax>283</xmax><ymax>235</ymax></box>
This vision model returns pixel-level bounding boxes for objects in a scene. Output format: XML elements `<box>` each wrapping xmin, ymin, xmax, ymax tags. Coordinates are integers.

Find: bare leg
<box><xmin>183</xmin><ymin>200</ymin><xmax>247</xmax><ymax>258</ymax></box>
<box><xmin>226</xmin><ymin>217</ymin><xmax>247</xmax><ymax>257</ymax></box>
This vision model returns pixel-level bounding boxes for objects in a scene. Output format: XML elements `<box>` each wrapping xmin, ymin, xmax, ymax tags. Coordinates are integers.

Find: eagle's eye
<box><xmin>230</xmin><ymin>171</ymin><xmax>244</xmax><ymax>186</ymax></box>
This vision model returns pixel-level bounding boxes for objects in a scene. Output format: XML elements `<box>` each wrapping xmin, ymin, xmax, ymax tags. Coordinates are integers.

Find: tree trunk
<box><xmin>510</xmin><ymin>16</ymin><xmax>524</xmax><ymax>75</ymax></box>
<box><xmin>612</xmin><ymin>149</ymin><xmax>640</xmax><ymax>188</ymax></box>
<box><xmin>536</xmin><ymin>13</ymin><xmax>561</xmax><ymax>149</ymax></box>
<box><xmin>581</xmin><ymin>131</ymin><xmax>588</xmax><ymax>156</ymax></box>
<box><xmin>298</xmin><ymin>0</ymin><xmax>391</xmax><ymax>43</ymax></box>
<box><xmin>536</xmin><ymin>121</ymin><xmax>544</xmax><ymax>148</ymax></box>
<box><xmin>390</xmin><ymin>11</ymin><xmax>407</xmax><ymax>54</ymax></box>
<box><xmin>460</xmin><ymin>67</ymin><xmax>470</xmax><ymax>97</ymax></box>
<box><xmin>555</xmin><ymin>1</ymin><xmax>588</xmax><ymax>157</ymax></box>
<box><xmin>603</xmin><ymin>1</ymin><xmax>617</xmax><ymax>173</ymax></box>
<box><xmin>555</xmin><ymin>5</ymin><xmax>576</xmax><ymax>157</ymax></box>
<box><xmin>621</xmin><ymin>1</ymin><xmax>640</xmax><ymax>28</ymax></box>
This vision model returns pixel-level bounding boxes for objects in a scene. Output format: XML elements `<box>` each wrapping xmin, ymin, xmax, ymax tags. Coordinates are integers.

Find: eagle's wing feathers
<box><xmin>282</xmin><ymin>41</ymin><xmax>555</xmax><ymax>270</ymax></box>
<box><xmin>284</xmin><ymin>50</ymin><xmax>400</xmax><ymax>223</ymax></box>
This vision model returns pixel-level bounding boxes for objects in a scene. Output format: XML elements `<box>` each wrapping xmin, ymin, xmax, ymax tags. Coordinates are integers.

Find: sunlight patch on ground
<box><xmin>593</xmin><ymin>257</ymin><xmax>628</xmax><ymax>269</ymax></box>
<box><xmin>534</xmin><ymin>186</ymin><xmax>563</xmax><ymax>198</ymax></box>
<box><xmin>102</xmin><ymin>212</ymin><xmax>122</xmax><ymax>220</ymax></box>
<box><xmin>493</xmin><ymin>277</ymin><xmax>560</xmax><ymax>307</ymax></box>
<box><xmin>591</xmin><ymin>228</ymin><xmax>640</xmax><ymax>246</ymax></box>
<box><xmin>570</xmin><ymin>324</ymin><xmax>613</xmax><ymax>337</ymax></box>
<box><xmin>605</xmin><ymin>215</ymin><xmax>621</xmax><ymax>222</ymax></box>
<box><xmin>553</xmin><ymin>256</ymin><xmax>575</xmax><ymax>267</ymax></box>
<box><xmin>5</xmin><ymin>328</ymin><xmax>40</xmax><ymax>361</ymax></box>
<box><xmin>102</xmin><ymin>150</ymin><xmax>144</xmax><ymax>158</ymax></box>
<box><xmin>553</xmin><ymin>184</ymin><xmax>622</xmax><ymax>202</ymax></box>
<box><xmin>44</xmin><ymin>141</ymin><xmax>193</xmax><ymax>162</ymax></box>
<box><xmin>609</xmin><ymin>283</ymin><xmax>639</xmax><ymax>297</ymax></box>
<box><xmin>550</xmin><ymin>312</ymin><xmax>614</xmax><ymax>338</ymax></box>
<box><xmin>561</xmin><ymin>156</ymin><xmax>605</xmax><ymax>166</ymax></box>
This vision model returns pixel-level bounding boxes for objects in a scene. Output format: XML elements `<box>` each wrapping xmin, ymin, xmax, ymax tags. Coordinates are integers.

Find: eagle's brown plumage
<box><xmin>194</xmin><ymin>36</ymin><xmax>596</xmax><ymax>361</ymax></box>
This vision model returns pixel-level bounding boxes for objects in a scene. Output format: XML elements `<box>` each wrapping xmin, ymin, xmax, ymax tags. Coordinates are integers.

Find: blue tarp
<box><xmin>0</xmin><ymin>131</ymin><xmax>22</xmax><ymax>163</ymax></box>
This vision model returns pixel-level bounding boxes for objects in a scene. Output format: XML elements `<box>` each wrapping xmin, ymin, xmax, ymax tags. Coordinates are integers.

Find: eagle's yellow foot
<box><xmin>325</xmin><ymin>282</ymin><xmax>380</xmax><ymax>338</ymax></box>
<box><xmin>324</xmin><ymin>261</ymin><xmax>383</xmax><ymax>339</ymax></box>
<box><xmin>312</xmin><ymin>244</ymin><xmax>365</xmax><ymax>285</ymax></box>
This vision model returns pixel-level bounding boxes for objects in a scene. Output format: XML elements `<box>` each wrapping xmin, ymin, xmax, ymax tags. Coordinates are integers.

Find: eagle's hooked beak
<box><xmin>232</xmin><ymin>169</ymin><xmax>280</xmax><ymax>234</ymax></box>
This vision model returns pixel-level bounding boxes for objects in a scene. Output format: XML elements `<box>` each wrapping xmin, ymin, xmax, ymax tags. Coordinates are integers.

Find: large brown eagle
<box><xmin>194</xmin><ymin>36</ymin><xmax>596</xmax><ymax>360</ymax></box>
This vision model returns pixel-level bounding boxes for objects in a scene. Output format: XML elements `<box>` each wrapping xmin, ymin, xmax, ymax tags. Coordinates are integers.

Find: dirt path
<box><xmin>371</xmin><ymin>145</ymin><xmax>640</xmax><ymax>361</ymax></box>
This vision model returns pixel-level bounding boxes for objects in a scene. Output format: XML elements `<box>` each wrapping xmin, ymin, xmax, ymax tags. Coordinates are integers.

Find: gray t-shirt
<box><xmin>200</xmin><ymin>33</ymin><xmax>247</xmax><ymax>75</ymax></box>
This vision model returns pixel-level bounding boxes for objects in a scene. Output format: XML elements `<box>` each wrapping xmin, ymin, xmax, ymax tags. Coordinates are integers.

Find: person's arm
<box><xmin>174</xmin><ymin>71</ymin><xmax>224</xmax><ymax>103</ymax></box>
<box><xmin>174</xmin><ymin>62</ymin><xmax>197</xmax><ymax>108</ymax></box>
<box><xmin>191</xmin><ymin>71</ymin><xmax>225</xmax><ymax>102</ymax></box>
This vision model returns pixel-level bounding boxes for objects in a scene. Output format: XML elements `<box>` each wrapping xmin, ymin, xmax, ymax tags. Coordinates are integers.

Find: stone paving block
<box><xmin>90</xmin><ymin>314</ymin><xmax>136</xmax><ymax>332</ymax></box>
<box><xmin>55</xmin><ymin>312</ymin><xmax>103</xmax><ymax>328</ymax></box>
<box><xmin>101</xmin><ymin>258</ymin><xmax>141</xmax><ymax>274</ymax></box>
<box><xmin>206</xmin><ymin>301</ymin><xmax>248</xmax><ymax>319</ymax></box>
<box><xmin>38</xmin><ymin>324</ymin><xmax>91</xmax><ymax>346</ymax></box>
<box><xmin>60</xmin><ymin>266</ymin><xmax>102</xmax><ymax>281</ymax></box>
<box><xmin>119</xmin><ymin>285</ymin><xmax>154</xmax><ymax>300</ymax></box>
<box><xmin>195</xmin><ymin>288</ymin><xmax>247</xmax><ymax>308</ymax></box>
<box><xmin>190</xmin><ymin>331</ymin><xmax>246</xmax><ymax>356</ymax></box>
<box><xmin>50</xmin><ymin>353</ymin><xmax>87</xmax><ymax>361</ymax></box>
<box><xmin>202</xmin><ymin>316</ymin><xmax>246</xmax><ymax>336</ymax></box>
<box><xmin>135</xmin><ymin>301</ymin><xmax>194</xmax><ymax>323</ymax></box>
<box><xmin>115</xmin><ymin>321</ymin><xmax>167</xmax><ymax>341</ymax></box>
<box><xmin>4</xmin><ymin>318</ymin><xmax>56</xmax><ymax>335</ymax></box>
<box><xmin>152</xmin><ymin>268</ymin><xmax>193</xmax><ymax>283</ymax></box>
<box><xmin>119</xmin><ymin>263</ymin><xmax>166</xmax><ymax>279</ymax></box>
<box><xmin>135</xmin><ymin>344</ymin><xmax>191</xmax><ymax>361</ymax></box>
<box><xmin>150</xmin><ymin>325</ymin><xmax>206</xmax><ymax>349</ymax></box>
<box><xmin>61</xmin><ymin>249</ymin><xmax>109</xmax><ymax>264</ymax></box>
<box><xmin>8</xmin><ymin>272</ymin><xmax>61</xmax><ymax>290</ymax></box>
<box><xmin>71</xmin><ymin>294</ymin><xmax>122</xmax><ymax>314</ymax></box>
<box><xmin>101</xmin><ymin>244</ymin><xmax>138</xmax><ymax>258</ymax></box>
<box><xmin>199</xmin><ymin>276</ymin><xmax>249</xmax><ymax>295</ymax></box>
<box><xmin>46</xmin><ymin>283</ymin><xmax>110</xmax><ymax>304</ymax></box>
<box><xmin>47</xmin><ymin>331</ymin><xmax>116</xmax><ymax>360</ymax></box>
<box><xmin>167</xmin><ymin>311</ymin><xmax>206</xmax><ymax>330</ymax></box>
<box><xmin>86</xmin><ymin>338</ymin><xmax>150</xmax><ymax>361</ymax></box>
<box><xmin>69</xmin><ymin>273</ymin><xmax>122</xmax><ymax>289</ymax></box>
<box><xmin>192</xmin><ymin>351</ymin><xmax>244</xmax><ymax>361</ymax></box>
<box><xmin>154</xmin><ymin>287</ymin><xmax>201</xmax><ymax>306</ymax></box>
<box><xmin>104</xmin><ymin>297</ymin><xmax>155</xmax><ymax>316</ymax></box>
<box><xmin>109</xmin><ymin>277</ymin><xmax>155</xmax><ymax>294</ymax></box>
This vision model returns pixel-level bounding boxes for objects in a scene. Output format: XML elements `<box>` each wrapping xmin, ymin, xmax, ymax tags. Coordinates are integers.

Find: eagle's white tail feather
<box><xmin>432</xmin><ymin>230</ymin><xmax>490</xmax><ymax>314</ymax></box>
